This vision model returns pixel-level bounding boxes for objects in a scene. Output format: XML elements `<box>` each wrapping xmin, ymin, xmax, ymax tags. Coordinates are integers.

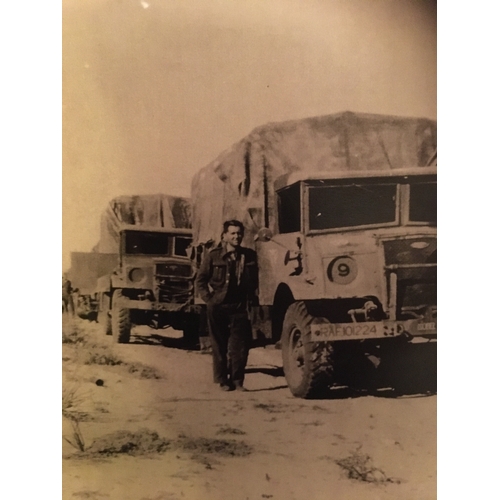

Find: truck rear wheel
<box><xmin>98</xmin><ymin>294</ymin><xmax>112</xmax><ymax>336</ymax></box>
<box><xmin>281</xmin><ymin>301</ymin><xmax>334</xmax><ymax>398</ymax></box>
<box><xmin>111</xmin><ymin>290</ymin><xmax>131</xmax><ymax>344</ymax></box>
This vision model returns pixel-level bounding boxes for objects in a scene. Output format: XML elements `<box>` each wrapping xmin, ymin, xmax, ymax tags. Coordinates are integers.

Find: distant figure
<box><xmin>62</xmin><ymin>276</ymin><xmax>75</xmax><ymax>316</ymax></box>
<box><xmin>196</xmin><ymin>220</ymin><xmax>259</xmax><ymax>392</ymax></box>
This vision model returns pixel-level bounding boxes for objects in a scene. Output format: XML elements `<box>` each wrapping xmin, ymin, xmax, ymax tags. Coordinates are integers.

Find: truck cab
<box><xmin>115</xmin><ymin>227</ymin><xmax>193</xmax><ymax>306</ymax></box>
<box><xmin>256</xmin><ymin>168</ymin><xmax>436</xmax><ymax>397</ymax></box>
<box><xmin>97</xmin><ymin>226</ymin><xmax>200</xmax><ymax>344</ymax></box>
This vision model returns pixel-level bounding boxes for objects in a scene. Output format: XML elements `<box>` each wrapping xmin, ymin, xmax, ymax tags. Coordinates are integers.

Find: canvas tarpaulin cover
<box><xmin>191</xmin><ymin>111</ymin><xmax>436</xmax><ymax>247</ymax></box>
<box><xmin>68</xmin><ymin>252</ymin><xmax>118</xmax><ymax>294</ymax></box>
<box><xmin>98</xmin><ymin>194</ymin><xmax>191</xmax><ymax>253</ymax></box>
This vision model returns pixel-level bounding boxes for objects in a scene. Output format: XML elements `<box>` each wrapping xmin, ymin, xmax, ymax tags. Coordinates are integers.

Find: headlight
<box><xmin>129</xmin><ymin>267</ymin><xmax>146</xmax><ymax>283</ymax></box>
<box><xmin>410</xmin><ymin>241</ymin><xmax>430</xmax><ymax>249</ymax></box>
<box><xmin>327</xmin><ymin>256</ymin><xmax>358</xmax><ymax>284</ymax></box>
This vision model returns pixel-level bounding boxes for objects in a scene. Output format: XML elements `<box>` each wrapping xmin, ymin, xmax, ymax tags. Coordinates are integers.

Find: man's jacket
<box><xmin>195</xmin><ymin>245</ymin><xmax>258</xmax><ymax>306</ymax></box>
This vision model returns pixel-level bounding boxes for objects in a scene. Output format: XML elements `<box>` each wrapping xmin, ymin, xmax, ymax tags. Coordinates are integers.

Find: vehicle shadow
<box><xmin>322</xmin><ymin>343</ymin><xmax>437</xmax><ymax>400</ymax></box>
<box><xmin>130</xmin><ymin>332</ymin><xmax>201</xmax><ymax>351</ymax></box>
<box><xmin>320</xmin><ymin>382</ymin><xmax>436</xmax><ymax>401</ymax></box>
<box><xmin>245</xmin><ymin>366</ymin><xmax>285</xmax><ymax>378</ymax></box>
<box><xmin>251</xmin><ymin>343</ymin><xmax>437</xmax><ymax>399</ymax></box>
<box><xmin>246</xmin><ymin>385</ymin><xmax>290</xmax><ymax>393</ymax></box>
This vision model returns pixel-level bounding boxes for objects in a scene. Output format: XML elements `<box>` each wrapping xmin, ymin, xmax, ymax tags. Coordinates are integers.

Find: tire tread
<box><xmin>111</xmin><ymin>290</ymin><xmax>131</xmax><ymax>344</ymax></box>
<box><xmin>282</xmin><ymin>301</ymin><xmax>335</xmax><ymax>398</ymax></box>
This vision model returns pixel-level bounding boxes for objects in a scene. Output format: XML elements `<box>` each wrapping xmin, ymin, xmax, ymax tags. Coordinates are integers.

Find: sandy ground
<box><xmin>62</xmin><ymin>317</ymin><xmax>436</xmax><ymax>500</ymax></box>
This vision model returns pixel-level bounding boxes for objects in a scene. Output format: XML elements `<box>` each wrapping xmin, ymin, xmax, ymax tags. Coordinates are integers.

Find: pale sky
<box><xmin>62</xmin><ymin>0</ymin><xmax>436</xmax><ymax>270</ymax></box>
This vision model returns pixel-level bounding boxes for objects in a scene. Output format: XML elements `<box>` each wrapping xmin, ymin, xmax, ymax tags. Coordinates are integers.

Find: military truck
<box><xmin>71</xmin><ymin>194</ymin><xmax>201</xmax><ymax>344</ymax></box>
<box><xmin>191</xmin><ymin>111</ymin><xmax>437</xmax><ymax>398</ymax></box>
<box><xmin>68</xmin><ymin>252</ymin><xmax>118</xmax><ymax>321</ymax></box>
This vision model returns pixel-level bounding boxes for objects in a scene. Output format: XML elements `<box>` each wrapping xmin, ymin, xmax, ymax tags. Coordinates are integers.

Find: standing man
<box><xmin>62</xmin><ymin>275</ymin><xmax>75</xmax><ymax>316</ymax></box>
<box><xmin>196</xmin><ymin>220</ymin><xmax>258</xmax><ymax>391</ymax></box>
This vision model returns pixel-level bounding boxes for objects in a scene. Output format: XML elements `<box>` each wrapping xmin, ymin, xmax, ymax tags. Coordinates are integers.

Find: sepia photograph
<box><xmin>62</xmin><ymin>1</ymin><xmax>437</xmax><ymax>498</ymax></box>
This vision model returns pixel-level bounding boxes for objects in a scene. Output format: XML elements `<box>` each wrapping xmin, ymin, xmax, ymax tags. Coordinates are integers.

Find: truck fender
<box><xmin>95</xmin><ymin>274</ymin><xmax>112</xmax><ymax>294</ymax></box>
<box><xmin>110</xmin><ymin>273</ymin><xmax>127</xmax><ymax>289</ymax></box>
<box><xmin>270</xmin><ymin>278</ymin><xmax>316</xmax><ymax>334</ymax></box>
<box><xmin>271</xmin><ymin>283</ymin><xmax>295</xmax><ymax>342</ymax></box>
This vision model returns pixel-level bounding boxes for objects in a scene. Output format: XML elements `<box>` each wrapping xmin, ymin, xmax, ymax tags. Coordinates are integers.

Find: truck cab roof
<box><xmin>276</xmin><ymin>167</ymin><xmax>437</xmax><ymax>190</ymax></box>
<box><xmin>120</xmin><ymin>226</ymin><xmax>193</xmax><ymax>235</ymax></box>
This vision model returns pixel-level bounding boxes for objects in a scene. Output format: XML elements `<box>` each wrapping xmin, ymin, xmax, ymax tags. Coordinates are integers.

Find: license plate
<box><xmin>310</xmin><ymin>320</ymin><xmax>437</xmax><ymax>341</ymax></box>
<box><xmin>310</xmin><ymin>322</ymin><xmax>385</xmax><ymax>341</ymax></box>
<box><xmin>416</xmin><ymin>322</ymin><xmax>436</xmax><ymax>332</ymax></box>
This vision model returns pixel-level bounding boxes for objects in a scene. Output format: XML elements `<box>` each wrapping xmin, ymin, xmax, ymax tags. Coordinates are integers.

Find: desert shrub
<box><xmin>72</xmin><ymin>491</ymin><xmax>109</xmax><ymax>499</ymax></box>
<box><xmin>81</xmin><ymin>345</ymin><xmax>123</xmax><ymax>366</ymax></box>
<box><xmin>335</xmin><ymin>451</ymin><xmax>399</xmax><ymax>484</ymax></box>
<box><xmin>300</xmin><ymin>420</ymin><xmax>324</xmax><ymax>427</ymax></box>
<box><xmin>139</xmin><ymin>492</ymin><xmax>181</xmax><ymax>500</ymax></box>
<box><xmin>62</xmin><ymin>385</ymin><xmax>84</xmax><ymax>414</ymax></box>
<box><xmin>75</xmin><ymin>343</ymin><xmax>162</xmax><ymax>378</ymax></box>
<box><xmin>176</xmin><ymin>435</ymin><xmax>252</xmax><ymax>457</ymax></box>
<box><xmin>63</xmin><ymin>416</ymin><xmax>87</xmax><ymax>452</ymax></box>
<box><xmin>62</xmin><ymin>385</ymin><xmax>89</xmax><ymax>451</ymax></box>
<box><xmin>83</xmin><ymin>429</ymin><xmax>171</xmax><ymax>457</ymax></box>
<box><xmin>62</xmin><ymin>322</ymin><xmax>88</xmax><ymax>345</ymax></box>
<box><xmin>253</xmin><ymin>403</ymin><xmax>286</xmax><ymax>413</ymax></box>
<box><xmin>216</xmin><ymin>425</ymin><xmax>246</xmax><ymax>436</ymax></box>
<box><xmin>127</xmin><ymin>363</ymin><xmax>162</xmax><ymax>379</ymax></box>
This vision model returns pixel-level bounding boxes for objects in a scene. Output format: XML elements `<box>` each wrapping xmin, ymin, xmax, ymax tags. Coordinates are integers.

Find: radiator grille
<box><xmin>383</xmin><ymin>237</ymin><xmax>437</xmax><ymax>319</ymax></box>
<box><xmin>155</xmin><ymin>262</ymin><xmax>193</xmax><ymax>303</ymax></box>
<box><xmin>155</xmin><ymin>262</ymin><xmax>193</xmax><ymax>277</ymax></box>
<box><xmin>155</xmin><ymin>277</ymin><xmax>193</xmax><ymax>304</ymax></box>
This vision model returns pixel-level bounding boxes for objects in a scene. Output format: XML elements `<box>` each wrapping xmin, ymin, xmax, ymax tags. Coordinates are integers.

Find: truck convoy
<box><xmin>190</xmin><ymin>111</ymin><xmax>437</xmax><ymax>398</ymax></box>
<box><xmin>68</xmin><ymin>111</ymin><xmax>437</xmax><ymax>398</ymax></box>
<box><xmin>69</xmin><ymin>194</ymin><xmax>200</xmax><ymax>345</ymax></box>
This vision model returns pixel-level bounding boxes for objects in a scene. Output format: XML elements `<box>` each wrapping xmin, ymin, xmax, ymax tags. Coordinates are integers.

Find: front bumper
<box><xmin>124</xmin><ymin>298</ymin><xmax>200</xmax><ymax>314</ymax></box>
<box><xmin>310</xmin><ymin>318</ymin><xmax>436</xmax><ymax>342</ymax></box>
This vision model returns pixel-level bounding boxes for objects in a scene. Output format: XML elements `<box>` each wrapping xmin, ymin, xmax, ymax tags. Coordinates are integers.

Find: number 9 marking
<box><xmin>337</xmin><ymin>263</ymin><xmax>350</xmax><ymax>277</ymax></box>
<box><xmin>327</xmin><ymin>256</ymin><xmax>358</xmax><ymax>284</ymax></box>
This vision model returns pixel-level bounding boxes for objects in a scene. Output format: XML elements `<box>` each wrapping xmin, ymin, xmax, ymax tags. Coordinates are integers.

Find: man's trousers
<box><xmin>206</xmin><ymin>303</ymin><xmax>252</xmax><ymax>386</ymax></box>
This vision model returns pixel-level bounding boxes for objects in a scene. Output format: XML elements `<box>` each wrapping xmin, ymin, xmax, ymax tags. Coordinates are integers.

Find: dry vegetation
<box><xmin>334</xmin><ymin>449</ymin><xmax>401</xmax><ymax>484</ymax></box>
<box><xmin>62</xmin><ymin>317</ymin><xmax>436</xmax><ymax>499</ymax></box>
<box><xmin>62</xmin><ymin>319</ymin><xmax>163</xmax><ymax>455</ymax></box>
<box><xmin>80</xmin><ymin>429</ymin><xmax>171</xmax><ymax>458</ymax></box>
<box><xmin>62</xmin><ymin>320</ymin><xmax>252</xmax><ymax>466</ymax></box>
<box><xmin>176</xmin><ymin>433</ymin><xmax>252</xmax><ymax>457</ymax></box>
<box><xmin>62</xmin><ymin>320</ymin><xmax>162</xmax><ymax>379</ymax></box>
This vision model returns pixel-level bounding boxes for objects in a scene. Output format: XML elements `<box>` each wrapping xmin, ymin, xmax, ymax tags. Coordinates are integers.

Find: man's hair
<box><xmin>223</xmin><ymin>219</ymin><xmax>245</xmax><ymax>235</ymax></box>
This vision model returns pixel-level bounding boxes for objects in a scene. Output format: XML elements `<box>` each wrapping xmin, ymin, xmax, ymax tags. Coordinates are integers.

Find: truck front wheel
<box><xmin>111</xmin><ymin>290</ymin><xmax>131</xmax><ymax>344</ymax></box>
<box><xmin>281</xmin><ymin>301</ymin><xmax>334</xmax><ymax>398</ymax></box>
<box><xmin>98</xmin><ymin>293</ymin><xmax>112</xmax><ymax>336</ymax></box>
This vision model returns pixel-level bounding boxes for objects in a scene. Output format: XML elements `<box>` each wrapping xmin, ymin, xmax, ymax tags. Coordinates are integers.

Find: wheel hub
<box><xmin>291</xmin><ymin>327</ymin><xmax>305</xmax><ymax>369</ymax></box>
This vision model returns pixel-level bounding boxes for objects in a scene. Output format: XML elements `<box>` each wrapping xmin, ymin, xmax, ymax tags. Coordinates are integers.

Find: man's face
<box><xmin>223</xmin><ymin>225</ymin><xmax>243</xmax><ymax>248</ymax></box>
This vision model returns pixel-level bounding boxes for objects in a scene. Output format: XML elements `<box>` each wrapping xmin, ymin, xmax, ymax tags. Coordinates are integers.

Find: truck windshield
<box><xmin>124</xmin><ymin>231</ymin><xmax>171</xmax><ymax>255</ymax></box>
<box><xmin>409</xmin><ymin>182</ymin><xmax>436</xmax><ymax>224</ymax></box>
<box><xmin>174</xmin><ymin>236</ymin><xmax>192</xmax><ymax>257</ymax></box>
<box><xmin>308</xmin><ymin>184</ymin><xmax>397</xmax><ymax>230</ymax></box>
<box><xmin>124</xmin><ymin>231</ymin><xmax>192</xmax><ymax>255</ymax></box>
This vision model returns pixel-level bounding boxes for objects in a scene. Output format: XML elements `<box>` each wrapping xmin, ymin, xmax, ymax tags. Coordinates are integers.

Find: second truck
<box><xmin>69</xmin><ymin>194</ymin><xmax>201</xmax><ymax>345</ymax></box>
